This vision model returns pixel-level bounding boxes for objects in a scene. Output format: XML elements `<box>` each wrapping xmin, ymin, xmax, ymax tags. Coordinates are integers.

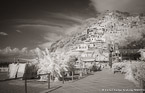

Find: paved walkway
<box><xmin>49</xmin><ymin>69</ymin><xmax>140</xmax><ymax>93</ymax></box>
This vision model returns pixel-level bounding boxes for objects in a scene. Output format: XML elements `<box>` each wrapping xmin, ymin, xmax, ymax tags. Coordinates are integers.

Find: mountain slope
<box><xmin>50</xmin><ymin>10</ymin><xmax>145</xmax><ymax>53</ymax></box>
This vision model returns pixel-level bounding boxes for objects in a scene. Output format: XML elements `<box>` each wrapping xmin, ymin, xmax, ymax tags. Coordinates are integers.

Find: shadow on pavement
<box><xmin>40</xmin><ymin>86</ymin><xmax>62</xmax><ymax>93</ymax></box>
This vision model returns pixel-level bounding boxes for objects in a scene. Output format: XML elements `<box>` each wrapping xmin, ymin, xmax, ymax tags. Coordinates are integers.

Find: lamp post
<box><xmin>109</xmin><ymin>44</ymin><xmax>114</xmax><ymax>68</ymax></box>
<box><xmin>115</xmin><ymin>50</ymin><xmax>120</xmax><ymax>62</ymax></box>
<box><xmin>47</xmin><ymin>73</ymin><xmax>50</xmax><ymax>89</ymax></box>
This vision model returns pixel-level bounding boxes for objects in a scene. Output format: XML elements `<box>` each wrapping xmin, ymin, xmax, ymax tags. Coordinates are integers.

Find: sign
<box><xmin>17</xmin><ymin>64</ymin><xmax>26</xmax><ymax>78</ymax></box>
<box><xmin>9</xmin><ymin>64</ymin><xmax>19</xmax><ymax>78</ymax></box>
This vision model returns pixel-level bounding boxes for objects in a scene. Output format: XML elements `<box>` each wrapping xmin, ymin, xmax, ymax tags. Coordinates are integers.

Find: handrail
<box><xmin>0</xmin><ymin>73</ymin><xmax>51</xmax><ymax>93</ymax></box>
<box><xmin>0</xmin><ymin>69</ymin><xmax>90</xmax><ymax>93</ymax></box>
<box><xmin>0</xmin><ymin>73</ymin><xmax>50</xmax><ymax>82</ymax></box>
<box><xmin>0</xmin><ymin>77</ymin><xmax>23</xmax><ymax>82</ymax></box>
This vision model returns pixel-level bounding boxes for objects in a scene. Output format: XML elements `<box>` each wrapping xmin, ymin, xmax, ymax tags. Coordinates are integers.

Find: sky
<box><xmin>0</xmin><ymin>0</ymin><xmax>145</xmax><ymax>61</ymax></box>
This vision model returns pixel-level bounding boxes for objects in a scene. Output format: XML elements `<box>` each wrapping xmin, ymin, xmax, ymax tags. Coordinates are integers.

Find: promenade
<box><xmin>49</xmin><ymin>69</ymin><xmax>140</xmax><ymax>93</ymax></box>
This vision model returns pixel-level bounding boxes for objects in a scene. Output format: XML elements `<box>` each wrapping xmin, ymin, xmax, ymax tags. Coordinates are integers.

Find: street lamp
<box><xmin>109</xmin><ymin>44</ymin><xmax>114</xmax><ymax>68</ymax></box>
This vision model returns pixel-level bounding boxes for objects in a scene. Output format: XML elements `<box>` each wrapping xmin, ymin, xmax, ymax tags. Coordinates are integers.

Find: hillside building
<box><xmin>75</xmin><ymin>43</ymin><xmax>88</xmax><ymax>51</ymax></box>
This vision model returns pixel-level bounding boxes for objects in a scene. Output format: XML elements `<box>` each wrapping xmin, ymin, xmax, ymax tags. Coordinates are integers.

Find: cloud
<box><xmin>17</xmin><ymin>24</ymin><xmax>63</xmax><ymax>29</ymax></box>
<box><xmin>44</xmin><ymin>33</ymin><xmax>63</xmax><ymax>42</ymax></box>
<box><xmin>11</xmin><ymin>12</ymin><xmax>82</xmax><ymax>28</ymax></box>
<box><xmin>15</xmin><ymin>17</ymin><xmax>82</xmax><ymax>43</ymax></box>
<box><xmin>39</xmin><ymin>42</ymin><xmax>53</xmax><ymax>49</ymax></box>
<box><xmin>0</xmin><ymin>47</ymin><xmax>39</xmax><ymax>61</ymax></box>
<box><xmin>47</xmin><ymin>12</ymin><xmax>83</xmax><ymax>24</ymax></box>
<box><xmin>12</xmin><ymin>12</ymin><xmax>83</xmax><ymax>35</ymax></box>
<box><xmin>90</xmin><ymin>0</ymin><xmax>145</xmax><ymax>13</ymax></box>
<box><xmin>36</xmin><ymin>24</ymin><xmax>81</xmax><ymax>49</ymax></box>
<box><xmin>17</xmin><ymin>24</ymin><xmax>65</xmax><ymax>41</ymax></box>
<box><xmin>0</xmin><ymin>47</ymin><xmax>28</xmax><ymax>55</ymax></box>
<box><xmin>17</xmin><ymin>24</ymin><xmax>63</xmax><ymax>33</ymax></box>
<box><xmin>0</xmin><ymin>13</ymin><xmax>83</xmax><ymax>50</ymax></box>
<box><xmin>14</xmin><ymin>13</ymin><xmax>82</xmax><ymax>34</ymax></box>
<box><xmin>0</xmin><ymin>32</ymin><xmax>8</xmax><ymax>35</ymax></box>
<box><xmin>65</xmin><ymin>25</ymin><xmax>81</xmax><ymax>35</ymax></box>
<box><xmin>16</xmin><ymin>30</ymin><xmax>22</xmax><ymax>33</ymax></box>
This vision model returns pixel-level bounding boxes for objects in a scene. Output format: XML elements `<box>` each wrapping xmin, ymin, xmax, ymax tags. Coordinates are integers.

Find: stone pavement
<box><xmin>49</xmin><ymin>69</ymin><xmax>141</xmax><ymax>93</ymax></box>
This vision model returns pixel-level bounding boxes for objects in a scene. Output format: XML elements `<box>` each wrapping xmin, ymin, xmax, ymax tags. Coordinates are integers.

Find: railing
<box><xmin>0</xmin><ymin>68</ymin><xmax>93</xmax><ymax>93</ymax></box>
<box><xmin>62</xmin><ymin>68</ymin><xmax>93</xmax><ymax>84</ymax></box>
<box><xmin>139</xmin><ymin>78</ymin><xmax>145</xmax><ymax>93</ymax></box>
<box><xmin>0</xmin><ymin>73</ymin><xmax>51</xmax><ymax>93</ymax></box>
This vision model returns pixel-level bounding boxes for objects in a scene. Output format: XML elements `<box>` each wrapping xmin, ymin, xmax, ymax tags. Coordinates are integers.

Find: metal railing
<box><xmin>0</xmin><ymin>73</ymin><xmax>51</xmax><ymax>93</ymax></box>
<box><xmin>139</xmin><ymin>78</ymin><xmax>145</xmax><ymax>93</ymax></box>
<box><xmin>0</xmin><ymin>69</ymin><xmax>93</xmax><ymax>93</ymax></box>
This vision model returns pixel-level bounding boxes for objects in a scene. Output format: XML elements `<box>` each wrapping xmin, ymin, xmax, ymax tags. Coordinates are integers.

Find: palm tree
<box><xmin>35</xmin><ymin>48</ymin><xmax>68</xmax><ymax>81</ymax></box>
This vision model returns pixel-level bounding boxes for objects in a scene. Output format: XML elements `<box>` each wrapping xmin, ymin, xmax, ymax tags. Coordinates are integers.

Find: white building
<box><xmin>75</xmin><ymin>43</ymin><xmax>88</xmax><ymax>51</ymax></box>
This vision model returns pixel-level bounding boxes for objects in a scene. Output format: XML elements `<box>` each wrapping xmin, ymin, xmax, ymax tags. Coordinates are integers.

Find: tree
<box><xmin>67</xmin><ymin>56</ymin><xmax>77</xmax><ymax>73</ymax></box>
<box><xmin>35</xmin><ymin>48</ymin><xmax>68</xmax><ymax>81</ymax></box>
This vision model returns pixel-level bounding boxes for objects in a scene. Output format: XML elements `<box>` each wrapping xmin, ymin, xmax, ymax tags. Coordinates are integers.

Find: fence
<box><xmin>0</xmin><ymin>67</ymin><xmax>96</xmax><ymax>93</ymax></box>
<box><xmin>139</xmin><ymin>78</ymin><xmax>145</xmax><ymax>93</ymax></box>
<box><xmin>62</xmin><ymin>68</ymin><xmax>95</xmax><ymax>84</ymax></box>
<box><xmin>0</xmin><ymin>73</ymin><xmax>51</xmax><ymax>93</ymax></box>
<box><xmin>0</xmin><ymin>67</ymin><xmax>8</xmax><ymax>72</ymax></box>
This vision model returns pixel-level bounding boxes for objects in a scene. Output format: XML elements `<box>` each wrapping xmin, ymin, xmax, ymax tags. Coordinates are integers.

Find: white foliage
<box><xmin>36</xmin><ymin>48</ymin><xmax>68</xmax><ymax>81</ymax></box>
<box><xmin>124</xmin><ymin>63</ymin><xmax>138</xmax><ymax>85</ymax></box>
<box><xmin>113</xmin><ymin>61</ymin><xmax>145</xmax><ymax>87</ymax></box>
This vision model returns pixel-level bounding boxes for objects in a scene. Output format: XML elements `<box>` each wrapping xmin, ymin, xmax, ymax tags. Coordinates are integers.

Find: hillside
<box><xmin>50</xmin><ymin>10</ymin><xmax>145</xmax><ymax>54</ymax></box>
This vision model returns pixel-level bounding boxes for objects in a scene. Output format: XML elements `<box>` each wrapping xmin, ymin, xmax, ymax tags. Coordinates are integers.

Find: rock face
<box><xmin>50</xmin><ymin>11</ymin><xmax>145</xmax><ymax>55</ymax></box>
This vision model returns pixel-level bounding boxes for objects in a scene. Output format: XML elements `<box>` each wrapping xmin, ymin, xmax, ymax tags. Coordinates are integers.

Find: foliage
<box><xmin>113</xmin><ymin>61</ymin><xmax>145</xmax><ymax>86</ymax></box>
<box><xmin>126</xmin><ymin>35</ymin><xmax>145</xmax><ymax>49</ymax></box>
<box><xmin>34</xmin><ymin>48</ymin><xmax>68</xmax><ymax>81</ymax></box>
<box><xmin>67</xmin><ymin>56</ymin><xmax>77</xmax><ymax>72</ymax></box>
